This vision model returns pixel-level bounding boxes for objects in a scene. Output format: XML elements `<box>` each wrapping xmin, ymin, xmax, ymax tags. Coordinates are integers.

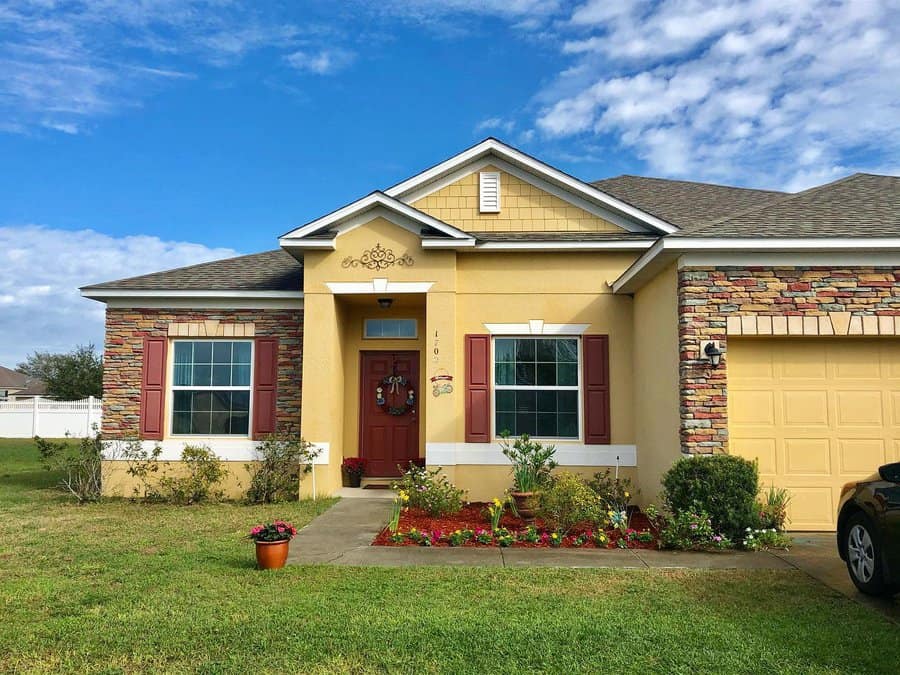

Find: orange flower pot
<box><xmin>255</xmin><ymin>539</ymin><xmax>290</xmax><ymax>570</ymax></box>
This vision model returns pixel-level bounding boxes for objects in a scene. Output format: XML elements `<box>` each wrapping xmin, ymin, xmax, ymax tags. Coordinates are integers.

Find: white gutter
<box><xmin>612</xmin><ymin>237</ymin><xmax>900</xmax><ymax>294</ymax></box>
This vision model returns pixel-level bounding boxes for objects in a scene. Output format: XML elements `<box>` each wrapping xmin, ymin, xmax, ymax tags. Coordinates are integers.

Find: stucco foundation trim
<box><xmin>726</xmin><ymin>312</ymin><xmax>900</xmax><ymax>337</ymax></box>
<box><xmin>102</xmin><ymin>439</ymin><xmax>330</xmax><ymax>464</ymax></box>
<box><xmin>426</xmin><ymin>442</ymin><xmax>637</xmax><ymax>467</ymax></box>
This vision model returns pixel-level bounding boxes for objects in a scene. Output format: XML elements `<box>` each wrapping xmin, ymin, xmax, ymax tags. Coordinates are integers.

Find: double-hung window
<box><xmin>494</xmin><ymin>337</ymin><xmax>579</xmax><ymax>439</ymax></box>
<box><xmin>171</xmin><ymin>340</ymin><xmax>252</xmax><ymax>436</ymax></box>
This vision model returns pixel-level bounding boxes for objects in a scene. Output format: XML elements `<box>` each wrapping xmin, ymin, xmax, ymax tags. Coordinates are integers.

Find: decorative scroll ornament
<box><xmin>376</xmin><ymin>374</ymin><xmax>415</xmax><ymax>415</ymax></box>
<box><xmin>342</xmin><ymin>243</ymin><xmax>414</xmax><ymax>270</ymax></box>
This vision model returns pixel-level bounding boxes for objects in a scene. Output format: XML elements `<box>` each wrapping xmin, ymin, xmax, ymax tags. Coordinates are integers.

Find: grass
<box><xmin>1</xmin><ymin>439</ymin><xmax>897</xmax><ymax>673</ymax></box>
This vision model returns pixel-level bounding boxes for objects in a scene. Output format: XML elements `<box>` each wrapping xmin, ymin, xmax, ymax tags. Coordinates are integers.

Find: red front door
<box><xmin>359</xmin><ymin>351</ymin><xmax>420</xmax><ymax>476</ymax></box>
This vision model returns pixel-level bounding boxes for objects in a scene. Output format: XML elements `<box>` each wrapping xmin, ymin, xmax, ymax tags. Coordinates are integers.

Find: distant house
<box><xmin>0</xmin><ymin>366</ymin><xmax>47</xmax><ymax>400</ymax></box>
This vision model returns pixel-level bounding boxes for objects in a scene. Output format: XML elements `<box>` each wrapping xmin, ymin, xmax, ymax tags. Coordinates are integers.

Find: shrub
<box><xmin>391</xmin><ymin>464</ymin><xmax>465</xmax><ymax>516</ymax></box>
<box><xmin>588</xmin><ymin>468</ymin><xmax>635</xmax><ymax>511</ymax></box>
<box><xmin>499</xmin><ymin>433</ymin><xmax>557</xmax><ymax>493</ymax></box>
<box><xmin>659</xmin><ymin>510</ymin><xmax>732</xmax><ymax>551</ymax></box>
<box><xmin>342</xmin><ymin>457</ymin><xmax>366</xmax><ymax>477</ymax></box>
<box><xmin>34</xmin><ymin>431</ymin><xmax>127</xmax><ymax>503</ymax></box>
<box><xmin>538</xmin><ymin>471</ymin><xmax>602</xmax><ymax>534</ymax></box>
<box><xmin>662</xmin><ymin>455</ymin><xmax>759</xmax><ymax>539</ymax></box>
<box><xmin>758</xmin><ymin>485</ymin><xmax>791</xmax><ymax>531</ymax></box>
<box><xmin>245</xmin><ymin>434</ymin><xmax>321</xmax><ymax>504</ymax></box>
<box><xmin>123</xmin><ymin>443</ymin><xmax>228</xmax><ymax>504</ymax></box>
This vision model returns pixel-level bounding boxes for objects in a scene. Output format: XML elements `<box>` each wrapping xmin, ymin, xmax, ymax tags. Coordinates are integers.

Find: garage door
<box><xmin>728</xmin><ymin>338</ymin><xmax>900</xmax><ymax>531</ymax></box>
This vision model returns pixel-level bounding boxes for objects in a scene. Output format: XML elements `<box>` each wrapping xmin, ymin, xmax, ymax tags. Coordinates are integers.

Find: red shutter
<box><xmin>253</xmin><ymin>337</ymin><xmax>278</xmax><ymax>438</ymax></box>
<box><xmin>583</xmin><ymin>335</ymin><xmax>611</xmax><ymax>444</ymax></box>
<box><xmin>140</xmin><ymin>337</ymin><xmax>167</xmax><ymax>440</ymax></box>
<box><xmin>465</xmin><ymin>334</ymin><xmax>491</xmax><ymax>443</ymax></box>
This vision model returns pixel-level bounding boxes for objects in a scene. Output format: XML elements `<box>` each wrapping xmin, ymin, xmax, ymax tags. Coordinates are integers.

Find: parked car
<box><xmin>837</xmin><ymin>462</ymin><xmax>900</xmax><ymax>596</ymax></box>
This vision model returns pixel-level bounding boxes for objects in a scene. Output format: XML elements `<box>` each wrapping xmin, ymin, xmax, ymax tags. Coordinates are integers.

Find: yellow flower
<box><xmin>624</xmin><ymin>491</ymin><xmax>630</xmax><ymax>498</ymax></box>
<box><xmin>607</xmin><ymin>510</ymin><xmax>614</xmax><ymax>518</ymax></box>
<box><xmin>401</xmin><ymin>494</ymin><xmax>409</xmax><ymax>502</ymax></box>
<box><xmin>493</xmin><ymin>498</ymin><xmax>502</xmax><ymax>507</ymax></box>
<box><xmin>551</xmin><ymin>533</ymin><xmax>559</xmax><ymax>539</ymax></box>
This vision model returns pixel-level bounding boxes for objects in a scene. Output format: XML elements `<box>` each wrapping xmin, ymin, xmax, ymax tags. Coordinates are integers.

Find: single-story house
<box><xmin>0</xmin><ymin>365</ymin><xmax>46</xmax><ymax>400</ymax></box>
<box><xmin>82</xmin><ymin>138</ymin><xmax>900</xmax><ymax>530</ymax></box>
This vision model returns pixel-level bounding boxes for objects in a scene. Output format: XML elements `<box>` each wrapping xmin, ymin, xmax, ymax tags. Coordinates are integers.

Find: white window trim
<box><xmin>168</xmin><ymin>339</ymin><xmax>254</xmax><ymax>439</ymax></box>
<box><xmin>363</xmin><ymin>318</ymin><xmax>419</xmax><ymax>340</ymax></box>
<box><xmin>491</xmin><ymin>335</ymin><xmax>583</xmax><ymax>443</ymax></box>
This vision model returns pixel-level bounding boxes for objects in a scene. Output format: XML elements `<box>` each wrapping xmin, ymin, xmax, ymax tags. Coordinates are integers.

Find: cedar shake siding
<box><xmin>678</xmin><ymin>267</ymin><xmax>900</xmax><ymax>454</ymax></box>
<box><xmin>103</xmin><ymin>308</ymin><xmax>303</xmax><ymax>439</ymax></box>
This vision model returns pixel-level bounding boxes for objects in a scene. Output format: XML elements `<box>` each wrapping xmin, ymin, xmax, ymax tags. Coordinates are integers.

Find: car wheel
<box><xmin>844</xmin><ymin>512</ymin><xmax>890</xmax><ymax>596</ymax></box>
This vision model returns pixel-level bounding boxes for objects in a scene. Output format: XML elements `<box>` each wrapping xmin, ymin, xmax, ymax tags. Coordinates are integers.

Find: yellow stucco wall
<box><xmin>412</xmin><ymin>165</ymin><xmax>624</xmax><ymax>233</ymax></box>
<box><xmin>632</xmin><ymin>262</ymin><xmax>680</xmax><ymax>504</ymax></box>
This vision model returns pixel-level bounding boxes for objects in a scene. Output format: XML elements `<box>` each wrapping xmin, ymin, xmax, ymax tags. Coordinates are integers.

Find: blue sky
<box><xmin>1</xmin><ymin>0</ymin><xmax>899</xmax><ymax>365</ymax></box>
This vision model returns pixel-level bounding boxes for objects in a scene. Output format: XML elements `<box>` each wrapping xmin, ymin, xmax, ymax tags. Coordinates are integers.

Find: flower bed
<box><xmin>373</xmin><ymin>502</ymin><xmax>658</xmax><ymax>549</ymax></box>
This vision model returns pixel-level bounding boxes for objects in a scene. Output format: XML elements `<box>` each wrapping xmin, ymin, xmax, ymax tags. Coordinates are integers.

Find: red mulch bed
<box><xmin>372</xmin><ymin>502</ymin><xmax>658</xmax><ymax>549</ymax></box>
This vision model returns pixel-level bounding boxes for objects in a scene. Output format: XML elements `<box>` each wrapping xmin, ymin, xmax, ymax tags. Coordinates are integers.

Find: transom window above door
<box><xmin>494</xmin><ymin>337</ymin><xmax>579</xmax><ymax>439</ymax></box>
<box><xmin>364</xmin><ymin>318</ymin><xmax>417</xmax><ymax>339</ymax></box>
<box><xmin>171</xmin><ymin>340</ymin><xmax>252</xmax><ymax>436</ymax></box>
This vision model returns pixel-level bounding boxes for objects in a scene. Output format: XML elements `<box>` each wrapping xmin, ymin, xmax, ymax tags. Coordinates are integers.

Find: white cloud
<box><xmin>0</xmin><ymin>1</ymin><xmax>342</xmax><ymax>133</ymax></box>
<box><xmin>533</xmin><ymin>0</ymin><xmax>900</xmax><ymax>188</ymax></box>
<box><xmin>0</xmin><ymin>225</ymin><xmax>237</xmax><ymax>367</ymax></box>
<box><xmin>285</xmin><ymin>48</ymin><xmax>356</xmax><ymax>75</ymax></box>
<box><xmin>474</xmin><ymin>117</ymin><xmax>516</xmax><ymax>135</ymax></box>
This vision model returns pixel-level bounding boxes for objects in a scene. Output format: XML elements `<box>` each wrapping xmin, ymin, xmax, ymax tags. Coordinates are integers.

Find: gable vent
<box><xmin>479</xmin><ymin>171</ymin><xmax>501</xmax><ymax>213</ymax></box>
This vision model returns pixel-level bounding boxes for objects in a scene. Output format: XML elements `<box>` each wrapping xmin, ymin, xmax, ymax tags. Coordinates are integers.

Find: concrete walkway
<box><xmin>287</xmin><ymin>498</ymin><xmax>788</xmax><ymax>570</ymax></box>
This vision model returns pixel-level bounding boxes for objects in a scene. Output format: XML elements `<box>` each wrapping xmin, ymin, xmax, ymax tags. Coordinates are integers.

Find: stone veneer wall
<box><xmin>679</xmin><ymin>267</ymin><xmax>900</xmax><ymax>454</ymax></box>
<box><xmin>103</xmin><ymin>308</ymin><xmax>302</xmax><ymax>438</ymax></box>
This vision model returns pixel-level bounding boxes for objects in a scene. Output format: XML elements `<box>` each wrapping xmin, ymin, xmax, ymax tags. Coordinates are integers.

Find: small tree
<box><xmin>18</xmin><ymin>344</ymin><xmax>103</xmax><ymax>400</ymax></box>
<box><xmin>245</xmin><ymin>433</ymin><xmax>321</xmax><ymax>503</ymax></box>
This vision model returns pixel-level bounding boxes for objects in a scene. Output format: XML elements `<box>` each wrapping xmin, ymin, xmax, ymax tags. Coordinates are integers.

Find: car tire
<box><xmin>844</xmin><ymin>512</ymin><xmax>894</xmax><ymax>596</ymax></box>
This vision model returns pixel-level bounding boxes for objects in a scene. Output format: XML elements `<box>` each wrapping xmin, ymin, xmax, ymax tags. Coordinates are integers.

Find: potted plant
<box><xmin>499</xmin><ymin>433</ymin><xmax>557</xmax><ymax>522</ymax></box>
<box><xmin>341</xmin><ymin>457</ymin><xmax>366</xmax><ymax>488</ymax></box>
<box><xmin>248</xmin><ymin>520</ymin><xmax>297</xmax><ymax>570</ymax></box>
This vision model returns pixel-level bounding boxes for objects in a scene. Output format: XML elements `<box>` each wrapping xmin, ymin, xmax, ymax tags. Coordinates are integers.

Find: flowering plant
<box><xmin>520</xmin><ymin>525</ymin><xmax>541</xmax><ymax>543</ymax></box>
<box><xmin>388</xmin><ymin>489</ymin><xmax>409</xmax><ymax>533</ymax></box>
<box><xmin>248</xmin><ymin>520</ymin><xmax>297</xmax><ymax>542</ymax></box>
<box><xmin>494</xmin><ymin>527</ymin><xmax>515</xmax><ymax>547</ymax></box>
<box><xmin>659</xmin><ymin>510</ymin><xmax>732</xmax><ymax>551</ymax></box>
<box><xmin>592</xmin><ymin>531</ymin><xmax>609</xmax><ymax>547</ymax></box>
<box><xmin>742</xmin><ymin>527</ymin><xmax>792</xmax><ymax>551</ymax></box>
<box><xmin>341</xmin><ymin>457</ymin><xmax>367</xmax><ymax>476</ymax></box>
<box><xmin>475</xmin><ymin>528</ymin><xmax>493</xmax><ymax>545</ymax></box>
<box><xmin>547</xmin><ymin>530</ymin><xmax>563</xmax><ymax>548</ymax></box>
<box><xmin>485</xmin><ymin>497</ymin><xmax>505</xmax><ymax>532</ymax></box>
<box><xmin>448</xmin><ymin>529</ymin><xmax>474</xmax><ymax>547</ymax></box>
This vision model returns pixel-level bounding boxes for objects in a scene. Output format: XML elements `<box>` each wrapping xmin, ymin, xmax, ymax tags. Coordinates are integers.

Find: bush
<box><xmin>245</xmin><ymin>434</ymin><xmax>321</xmax><ymax>504</ymax></box>
<box><xmin>588</xmin><ymin>468</ymin><xmax>635</xmax><ymax>511</ymax></box>
<box><xmin>123</xmin><ymin>443</ymin><xmax>228</xmax><ymax>504</ymax></box>
<box><xmin>391</xmin><ymin>464</ymin><xmax>465</xmax><ymax>516</ymax></box>
<box><xmin>538</xmin><ymin>471</ymin><xmax>602</xmax><ymax>534</ymax></box>
<box><xmin>659</xmin><ymin>510</ymin><xmax>732</xmax><ymax>550</ymax></box>
<box><xmin>35</xmin><ymin>432</ymin><xmax>108</xmax><ymax>502</ymax></box>
<box><xmin>662</xmin><ymin>455</ymin><xmax>759</xmax><ymax>539</ymax></box>
<box><xmin>742</xmin><ymin>527</ymin><xmax>792</xmax><ymax>551</ymax></box>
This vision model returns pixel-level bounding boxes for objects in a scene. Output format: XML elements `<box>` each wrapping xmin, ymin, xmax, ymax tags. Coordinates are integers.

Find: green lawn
<box><xmin>0</xmin><ymin>439</ymin><xmax>896</xmax><ymax>673</ymax></box>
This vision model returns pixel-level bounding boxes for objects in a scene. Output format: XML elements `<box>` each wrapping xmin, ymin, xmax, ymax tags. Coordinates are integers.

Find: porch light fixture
<box><xmin>377</xmin><ymin>297</ymin><xmax>393</xmax><ymax>309</ymax></box>
<box><xmin>703</xmin><ymin>341</ymin><xmax>723</xmax><ymax>368</ymax></box>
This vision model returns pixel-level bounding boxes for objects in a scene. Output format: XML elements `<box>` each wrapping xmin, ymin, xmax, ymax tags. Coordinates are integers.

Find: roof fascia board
<box><xmin>612</xmin><ymin>237</ymin><xmax>900</xmax><ymax>294</ymax></box>
<box><xmin>280</xmin><ymin>192</ymin><xmax>472</xmax><ymax>242</ymax></box>
<box><xmin>81</xmin><ymin>289</ymin><xmax>303</xmax><ymax>300</ymax></box>
<box><xmin>102</xmin><ymin>298</ymin><xmax>305</xmax><ymax>309</ymax></box>
<box><xmin>426</xmin><ymin>240</ymin><xmax>656</xmax><ymax>251</ymax></box>
<box><xmin>384</xmin><ymin>138</ymin><xmax>678</xmax><ymax>235</ymax></box>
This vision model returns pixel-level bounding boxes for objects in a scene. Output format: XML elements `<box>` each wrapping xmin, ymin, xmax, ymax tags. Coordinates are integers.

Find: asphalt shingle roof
<box><xmin>82</xmin><ymin>249</ymin><xmax>302</xmax><ymax>292</ymax></box>
<box><xmin>677</xmin><ymin>173</ymin><xmax>900</xmax><ymax>238</ymax></box>
<box><xmin>592</xmin><ymin>175</ymin><xmax>786</xmax><ymax>230</ymax></box>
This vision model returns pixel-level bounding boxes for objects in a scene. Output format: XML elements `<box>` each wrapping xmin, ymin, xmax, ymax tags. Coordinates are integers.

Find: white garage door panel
<box><xmin>728</xmin><ymin>338</ymin><xmax>900</xmax><ymax>531</ymax></box>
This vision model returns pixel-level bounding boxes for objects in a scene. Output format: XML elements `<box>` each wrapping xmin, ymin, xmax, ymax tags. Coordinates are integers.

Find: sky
<box><xmin>1</xmin><ymin>0</ymin><xmax>899</xmax><ymax>366</ymax></box>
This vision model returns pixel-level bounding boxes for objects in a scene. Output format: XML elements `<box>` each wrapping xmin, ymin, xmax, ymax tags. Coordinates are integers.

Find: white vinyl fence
<box><xmin>0</xmin><ymin>396</ymin><xmax>102</xmax><ymax>438</ymax></box>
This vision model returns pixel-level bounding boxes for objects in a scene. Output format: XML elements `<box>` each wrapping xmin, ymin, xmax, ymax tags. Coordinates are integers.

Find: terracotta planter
<box><xmin>511</xmin><ymin>491</ymin><xmax>537</xmax><ymax>522</ymax></box>
<box><xmin>255</xmin><ymin>539</ymin><xmax>290</xmax><ymax>570</ymax></box>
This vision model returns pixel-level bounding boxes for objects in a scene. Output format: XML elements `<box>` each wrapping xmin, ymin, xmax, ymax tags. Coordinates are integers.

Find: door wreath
<box><xmin>375</xmin><ymin>374</ymin><xmax>415</xmax><ymax>416</ymax></box>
